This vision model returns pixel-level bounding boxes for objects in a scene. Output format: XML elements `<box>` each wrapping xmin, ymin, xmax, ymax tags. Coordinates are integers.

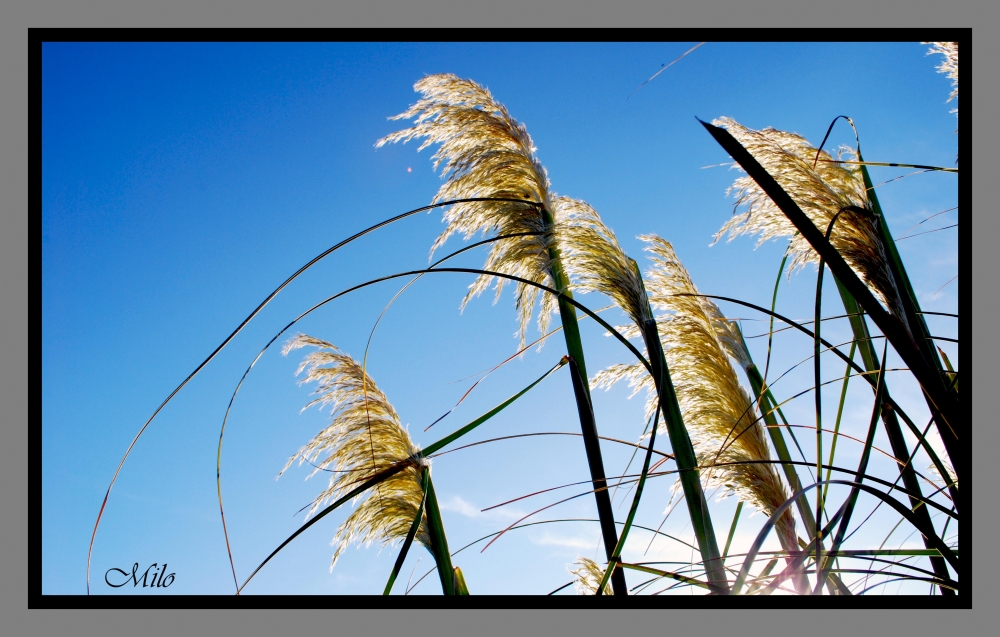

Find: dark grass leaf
<box><xmin>699</xmin><ymin>120</ymin><xmax>959</xmax><ymax>470</ymax></box>
<box><xmin>565</xmin><ymin>355</ymin><xmax>627</xmax><ymax>596</ymax></box>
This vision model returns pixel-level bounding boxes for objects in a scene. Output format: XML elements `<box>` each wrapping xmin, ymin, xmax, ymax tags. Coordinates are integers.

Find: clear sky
<box><xmin>42</xmin><ymin>41</ymin><xmax>958</xmax><ymax>595</ymax></box>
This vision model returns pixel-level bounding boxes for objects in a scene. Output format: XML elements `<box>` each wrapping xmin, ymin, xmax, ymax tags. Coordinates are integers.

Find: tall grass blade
<box><xmin>423</xmin><ymin>476</ymin><xmax>455</xmax><ymax>595</ymax></box>
<box><xmin>858</xmin><ymin>149</ymin><xmax>956</xmax><ymax>405</ymax></box>
<box><xmin>723</xmin><ymin>501</ymin><xmax>744</xmax><ymax>560</ymax></box>
<box><xmin>566</xmin><ymin>355</ymin><xmax>629</xmax><ymax>595</ymax></box>
<box><xmin>420</xmin><ymin>358</ymin><xmax>568</xmax><ymax>457</ymax></box>
<box><xmin>823</xmin><ymin>340</ymin><xmax>856</xmax><ymax>506</ymax></box>
<box><xmin>618</xmin><ymin>562</ymin><xmax>711</xmax><ymax>591</ymax></box>
<box><xmin>639</xmin><ymin>314</ymin><xmax>729</xmax><ymax>594</ymax></box>
<box><xmin>817</xmin><ymin>159</ymin><xmax>957</xmax><ymax>173</ymax></box>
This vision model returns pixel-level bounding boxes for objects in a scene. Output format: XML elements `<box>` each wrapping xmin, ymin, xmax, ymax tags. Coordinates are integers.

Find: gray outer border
<box><xmin>9</xmin><ymin>2</ymin><xmax>995</xmax><ymax>636</ymax></box>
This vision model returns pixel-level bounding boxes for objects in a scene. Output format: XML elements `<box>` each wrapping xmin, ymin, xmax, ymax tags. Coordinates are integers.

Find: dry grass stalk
<box><xmin>710</xmin><ymin>117</ymin><xmax>906</xmax><ymax>326</ymax></box>
<box><xmin>279</xmin><ymin>334</ymin><xmax>431</xmax><ymax>571</ymax></box>
<box><xmin>377</xmin><ymin>73</ymin><xmax>561</xmax><ymax>348</ymax></box>
<box><xmin>592</xmin><ymin>236</ymin><xmax>797</xmax><ymax>551</ymax></box>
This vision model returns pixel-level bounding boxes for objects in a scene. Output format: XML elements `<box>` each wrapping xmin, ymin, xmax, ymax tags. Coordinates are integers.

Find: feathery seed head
<box><xmin>279</xmin><ymin>334</ymin><xmax>431</xmax><ymax>571</ymax></box>
<box><xmin>929</xmin><ymin>459</ymin><xmax>957</xmax><ymax>489</ymax></box>
<box><xmin>555</xmin><ymin>196</ymin><xmax>652</xmax><ymax>326</ymax></box>
<box><xmin>377</xmin><ymin>74</ymin><xmax>560</xmax><ymax>348</ymax></box>
<box><xmin>710</xmin><ymin>117</ymin><xmax>905</xmax><ymax>323</ymax></box>
<box><xmin>592</xmin><ymin>237</ymin><xmax>796</xmax><ymax>547</ymax></box>
<box><xmin>569</xmin><ymin>557</ymin><xmax>612</xmax><ymax>595</ymax></box>
<box><xmin>924</xmin><ymin>42</ymin><xmax>958</xmax><ymax>105</ymax></box>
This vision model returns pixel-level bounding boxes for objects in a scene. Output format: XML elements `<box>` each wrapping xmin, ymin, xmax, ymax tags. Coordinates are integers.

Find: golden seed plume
<box><xmin>555</xmin><ymin>196</ymin><xmax>652</xmax><ymax>326</ymax></box>
<box><xmin>923</xmin><ymin>42</ymin><xmax>958</xmax><ymax>107</ymax></box>
<box><xmin>710</xmin><ymin>117</ymin><xmax>906</xmax><ymax>325</ymax></box>
<box><xmin>279</xmin><ymin>334</ymin><xmax>431</xmax><ymax>571</ymax></box>
<box><xmin>376</xmin><ymin>73</ymin><xmax>560</xmax><ymax>348</ymax></box>
<box><xmin>569</xmin><ymin>557</ymin><xmax>612</xmax><ymax>595</ymax></box>
<box><xmin>591</xmin><ymin>236</ymin><xmax>796</xmax><ymax>548</ymax></box>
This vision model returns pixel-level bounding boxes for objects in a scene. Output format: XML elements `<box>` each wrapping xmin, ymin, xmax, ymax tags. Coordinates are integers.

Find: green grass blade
<box><xmin>383</xmin><ymin>466</ymin><xmax>429</xmax><ymax>595</ymax></box>
<box><xmin>453</xmin><ymin>567</ymin><xmax>470</xmax><ymax>595</ymax></box>
<box><xmin>857</xmin><ymin>153</ymin><xmax>960</xmax><ymax>469</ymax></box>
<box><xmin>420</xmin><ymin>358</ymin><xmax>567</xmax><ymax>457</ymax></box>
<box><xmin>565</xmin><ymin>353</ymin><xmax>628</xmax><ymax>596</ymax></box>
<box><xmin>818</xmin><ymin>158</ymin><xmax>957</xmax><ymax>172</ymax></box>
<box><xmin>813</xmin><ymin>244</ymin><xmax>827</xmax><ymax>575</ymax></box>
<box><xmin>423</xmin><ymin>475</ymin><xmax>455</xmax><ymax>595</ymax></box>
<box><xmin>823</xmin><ymin>341</ymin><xmax>857</xmax><ymax>505</ymax></box>
<box><xmin>760</xmin><ymin>251</ymin><xmax>788</xmax><ymax>391</ymax></box>
<box><xmin>723</xmin><ymin>501</ymin><xmax>744</xmax><ymax>561</ymax></box>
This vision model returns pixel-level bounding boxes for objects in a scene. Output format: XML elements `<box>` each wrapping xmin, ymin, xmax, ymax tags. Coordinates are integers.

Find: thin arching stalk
<box><xmin>89</xmin><ymin>195</ymin><xmax>533</xmax><ymax>594</ymax></box>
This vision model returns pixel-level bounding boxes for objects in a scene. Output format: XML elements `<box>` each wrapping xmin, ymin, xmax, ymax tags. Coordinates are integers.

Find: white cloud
<box><xmin>438</xmin><ymin>494</ymin><xmax>481</xmax><ymax>518</ymax></box>
<box><xmin>437</xmin><ymin>494</ymin><xmax>526</xmax><ymax>521</ymax></box>
<box><xmin>529</xmin><ymin>533</ymin><xmax>601</xmax><ymax>551</ymax></box>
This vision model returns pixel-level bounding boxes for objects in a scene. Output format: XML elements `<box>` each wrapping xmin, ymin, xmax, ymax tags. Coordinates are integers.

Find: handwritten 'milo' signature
<box><xmin>105</xmin><ymin>563</ymin><xmax>175</xmax><ymax>589</ymax></box>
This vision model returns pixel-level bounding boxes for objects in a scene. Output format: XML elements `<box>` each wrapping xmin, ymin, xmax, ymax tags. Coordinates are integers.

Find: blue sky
<box><xmin>42</xmin><ymin>41</ymin><xmax>958</xmax><ymax>595</ymax></box>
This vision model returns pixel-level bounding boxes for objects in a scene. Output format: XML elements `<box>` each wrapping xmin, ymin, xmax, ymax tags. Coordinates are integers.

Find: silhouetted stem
<box><xmin>542</xmin><ymin>206</ymin><xmax>628</xmax><ymax>596</ymax></box>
